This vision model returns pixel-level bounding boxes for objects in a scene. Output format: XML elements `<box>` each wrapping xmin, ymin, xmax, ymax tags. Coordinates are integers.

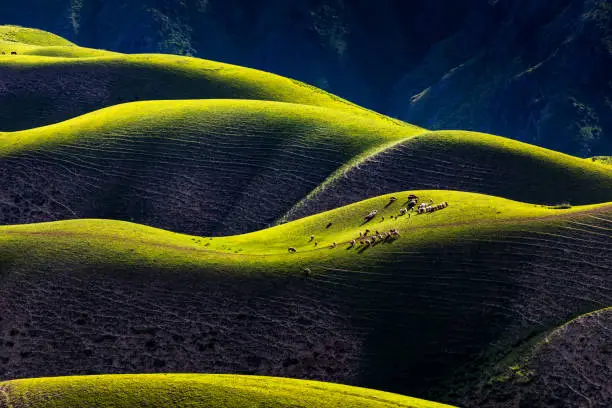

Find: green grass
<box><xmin>282</xmin><ymin>129</ymin><xmax>612</xmax><ymax>221</ymax></box>
<box><xmin>588</xmin><ymin>156</ymin><xmax>612</xmax><ymax>166</ymax></box>
<box><xmin>0</xmin><ymin>42</ymin><xmax>120</xmax><ymax>58</ymax></box>
<box><xmin>0</xmin><ymin>25</ymin><xmax>74</xmax><ymax>47</ymax></box>
<box><xmin>0</xmin><ymin>99</ymin><xmax>420</xmax><ymax>156</ymax></box>
<box><xmin>0</xmin><ymin>374</ymin><xmax>453</xmax><ymax>407</ymax></box>
<box><xmin>1</xmin><ymin>191</ymin><xmax>609</xmax><ymax>399</ymax></box>
<box><xmin>1</xmin><ymin>101</ymin><xmax>609</xmax><ymax>238</ymax></box>
<box><xmin>0</xmin><ymin>99</ymin><xmax>424</xmax><ymax>235</ymax></box>
<box><xmin>0</xmin><ymin>190</ymin><xmax>607</xmax><ymax>268</ymax></box>
<box><xmin>0</xmin><ymin>25</ymin><xmax>413</xmax><ymax>129</ymax></box>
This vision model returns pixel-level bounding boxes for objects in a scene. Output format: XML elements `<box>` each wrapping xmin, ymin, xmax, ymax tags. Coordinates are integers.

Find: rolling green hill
<box><xmin>589</xmin><ymin>156</ymin><xmax>612</xmax><ymax>167</ymax></box>
<box><xmin>283</xmin><ymin>130</ymin><xmax>612</xmax><ymax>223</ymax></box>
<box><xmin>1</xmin><ymin>104</ymin><xmax>610</xmax><ymax>236</ymax></box>
<box><xmin>0</xmin><ymin>26</ymin><xmax>74</xmax><ymax>47</ymax></box>
<box><xmin>1</xmin><ymin>191</ymin><xmax>610</xmax><ymax>400</ymax></box>
<box><xmin>0</xmin><ymin>24</ymin><xmax>610</xmax><ymax>407</ymax></box>
<box><xmin>0</xmin><ymin>99</ymin><xmax>422</xmax><ymax>235</ymax></box>
<box><xmin>0</xmin><ymin>374</ymin><xmax>453</xmax><ymax>408</ymax></box>
<box><xmin>0</xmin><ymin>25</ymin><xmax>408</xmax><ymax>131</ymax></box>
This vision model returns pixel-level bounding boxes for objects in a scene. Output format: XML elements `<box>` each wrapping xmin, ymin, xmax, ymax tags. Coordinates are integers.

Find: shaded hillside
<box><xmin>0</xmin><ymin>374</ymin><xmax>453</xmax><ymax>408</ymax></box>
<box><xmin>283</xmin><ymin>130</ymin><xmax>612</xmax><ymax>223</ymax></box>
<box><xmin>0</xmin><ymin>99</ymin><xmax>420</xmax><ymax>235</ymax></box>
<box><xmin>0</xmin><ymin>192</ymin><xmax>610</xmax><ymax>403</ymax></box>
<box><xmin>462</xmin><ymin>307</ymin><xmax>612</xmax><ymax>408</ymax></box>
<box><xmin>0</xmin><ymin>1</ymin><xmax>610</xmax><ymax>155</ymax></box>
<box><xmin>2</xmin><ymin>101</ymin><xmax>611</xmax><ymax>236</ymax></box>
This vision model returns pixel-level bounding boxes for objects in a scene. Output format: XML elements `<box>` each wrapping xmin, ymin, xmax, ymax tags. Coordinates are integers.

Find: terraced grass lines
<box><xmin>0</xmin><ymin>99</ymin><xmax>422</xmax><ymax>235</ymax></box>
<box><xmin>283</xmin><ymin>130</ymin><xmax>612</xmax><ymax>222</ymax></box>
<box><xmin>1</xmin><ymin>191</ymin><xmax>610</xmax><ymax>398</ymax></box>
<box><xmin>465</xmin><ymin>307</ymin><xmax>612</xmax><ymax>407</ymax></box>
<box><xmin>0</xmin><ymin>25</ymin><xmax>413</xmax><ymax>131</ymax></box>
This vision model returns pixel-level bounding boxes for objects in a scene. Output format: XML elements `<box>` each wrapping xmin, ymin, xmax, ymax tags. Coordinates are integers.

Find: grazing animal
<box><xmin>303</xmin><ymin>268</ymin><xmax>312</xmax><ymax>276</ymax></box>
<box><xmin>10</xmin><ymin>51</ymin><xmax>17</xmax><ymax>55</ymax></box>
<box><xmin>364</xmin><ymin>229</ymin><xmax>370</xmax><ymax>236</ymax></box>
<box><xmin>315</xmin><ymin>242</ymin><xmax>318</xmax><ymax>246</ymax></box>
<box><xmin>429</xmin><ymin>199</ymin><xmax>434</xmax><ymax>204</ymax></box>
<box><xmin>288</xmin><ymin>247</ymin><xmax>297</xmax><ymax>253</ymax></box>
<box><xmin>389</xmin><ymin>196</ymin><xmax>397</xmax><ymax>202</ymax></box>
<box><xmin>365</xmin><ymin>239</ymin><xmax>371</xmax><ymax>245</ymax></box>
<box><xmin>309</xmin><ymin>235</ymin><xmax>315</xmax><ymax>242</ymax></box>
<box><xmin>408</xmin><ymin>194</ymin><xmax>418</xmax><ymax>200</ymax></box>
<box><xmin>407</xmin><ymin>199</ymin><xmax>418</xmax><ymax>208</ymax></box>
<box><xmin>364</xmin><ymin>210</ymin><xmax>378</xmax><ymax>221</ymax></box>
<box><xmin>359</xmin><ymin>231</ymin><xmax>363</xmax><ymax>237</ymax></box>
<box><xmin>331</xmin><ymin>242</ymin><xmax>337</xmax><ymax>248</ymax></box>
<box><xmin>381</xmin><ymin>216</ymin><xmax>385</xmax><ymax>221</ymax></box>
<box><xmin>349</xmin><ymin>239</ymin><xmax>356</xmax><ymax>247</ymax></box>
<box><xmin>399</xmin><ymin>208</ymin><xmax>407</xmax><ymax>215</ymax></box>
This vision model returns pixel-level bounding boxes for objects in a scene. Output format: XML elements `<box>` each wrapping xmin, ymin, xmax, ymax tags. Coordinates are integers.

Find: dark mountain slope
<box><xmin>462</xmin><ymin>307</ymin><xmax>612</xmax><ymax>408</ymax></box>
<box><xmin>1</xmin><ymin>0</ymin><xmax>610</xmax><ymax>155</ymax></box>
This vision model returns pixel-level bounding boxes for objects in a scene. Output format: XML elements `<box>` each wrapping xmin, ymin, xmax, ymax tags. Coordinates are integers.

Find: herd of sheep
<box><xmin>289</xmin><ymin>194</ymin><xmax>449</xmax><ymax>253</ymax></box>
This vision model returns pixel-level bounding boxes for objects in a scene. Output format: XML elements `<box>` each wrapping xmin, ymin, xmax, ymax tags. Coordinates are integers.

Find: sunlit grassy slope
<box><xmin>0</xmin><ymin>190</ymin><xmax>608</xmax><ymax>282</ymax></box>
<box><xmin>0</xmin><ymin>25</ymin><xmax>410</xmax><ymax>131</ymax></box>
<box><xmin>0</xmin><ymin>191</ymin><xmax>610</xmax><ymax>397</ymax></box>
<box><xmin>283</xmin><ymin>130</ymin><xmax>612</xmax><ymax>222</ymax></box>
<box><xmin>1</xmin><ymin>101</ymin><xmax>610</xmax><ymax>236</ymax></box>
<box><xmin>0</xmin><ymin>374</ymin><xmax>453</xmax><ymax>408</ymax></box>
<box><xmin>588</xmin><ymin>156</ymin><xmax>612</xmax><ymax>166</ymax></box>
<box><xmin>0</xmin><ymin>99</ymin><xmax>422</xmax><ymax>235</ymax></box>
<box><xmin>1</xmin><ymin>190</ymin><xmax>607</xmax><ymax>263</ymax></box>
<box><xmin>0</xmin><ymin>25</ymin><xmax>74</xmax><ymax>46</ymax></box>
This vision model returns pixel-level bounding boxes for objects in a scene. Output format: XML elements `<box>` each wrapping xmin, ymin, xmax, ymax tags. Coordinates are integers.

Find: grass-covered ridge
<box><xmin>0</xmin><ymin>25</ymin><xmax>412</xmax><ymax>131</ymax></box>
<box><xmin>1</xmin><ymin>101</ymin><xmax>610</xmax><ymax>237</ymax></box>
<box><xmin>1</xmin><ymin>190</ymin><xmax>608</xmax><ymax>261</ymax></box>
<box><xmin>0</xmin><ymin>26</ymin><xmax>112</xmax><ymax>58</ymax></box>
<box><xmin>283</xmin><ymin>130</ymin><xmax>612</xmax><ymax>222</ymax></box>
<box><xmin>0</xmin><ymin>374</ymin><xmax>453</xmax><ymax>408</ymax></box>
<box><xmin>589</xmin><ymin>155</ymin><xmax>612</xmax><ymax>166</ymax></box>
<box><xmin>0</xmin><ymin>25</ymin><xmax>74</xmax><ymax>47</ymax></box>
<box><xmin>0</xmin><ymin>191</ymin><xmax>609</xmax><ymax>399</ymax></box>
<box><xmin>0</xmin><ymin>99</ymin><xmax>422</xmax><ymax>236</ymax></box>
